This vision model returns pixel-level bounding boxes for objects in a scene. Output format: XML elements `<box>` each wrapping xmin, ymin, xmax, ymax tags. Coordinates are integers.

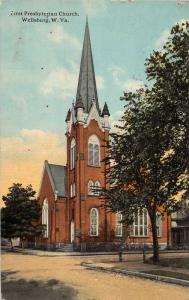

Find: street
<box><xmin>2</xmin><ymin>252</ymin><xmax>189</xmax><ymax>300</ymax></box>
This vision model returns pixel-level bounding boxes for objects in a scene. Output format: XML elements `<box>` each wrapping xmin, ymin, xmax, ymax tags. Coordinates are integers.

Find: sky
<box><xmin>0</xmin><ymin>0</ymin><xmax>188</xmax><ymax>201</ymax></box>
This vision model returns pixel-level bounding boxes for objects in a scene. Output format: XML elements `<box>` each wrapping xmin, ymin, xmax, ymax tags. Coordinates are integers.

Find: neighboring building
<box><xmin>36</xmin><ymin>20</ymin><xmax>170</xmax><ymax>251</ymax></box>
<box><xmin>172</xmin><ymin>199</ymin><xmax>189</xmax><ymax>247</ymax></box>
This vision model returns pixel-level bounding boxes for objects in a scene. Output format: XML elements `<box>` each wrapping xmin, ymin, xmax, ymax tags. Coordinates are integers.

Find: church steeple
<box><xmin>76</xmin><ymin>18</ymin><xmax>99</xmax><ymax>113</ymax></box>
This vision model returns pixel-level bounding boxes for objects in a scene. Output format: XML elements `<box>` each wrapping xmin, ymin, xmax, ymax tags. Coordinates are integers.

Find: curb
<box><xmin>81</xmin><ymin>262</ymin><xmax>189</xmax><ymax>287</ymax></box>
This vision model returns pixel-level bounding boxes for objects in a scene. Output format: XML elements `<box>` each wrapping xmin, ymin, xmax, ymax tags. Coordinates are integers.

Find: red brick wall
<box><xmin>38</xmin><ymin>168</ymin><xmax>67</xmax><ymax>245</ymax></box>
<box><xmin>66</xmin><ymin>117</ymin><xmax>171</xmax><ymax>246</ymax></box>
<box><xmin>66</xmin><ymin>119</ymin><xmax>109</xmax><ymax>243</ymax></box>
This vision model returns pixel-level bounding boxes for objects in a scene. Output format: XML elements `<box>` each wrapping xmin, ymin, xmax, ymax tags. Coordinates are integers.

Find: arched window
<box><xmin>88</xmin><ymin>180</ymin><xmax>94</xmax><ymax>195</ymax></box>
<box><xmin>115</xmin><ymin>212</ymin><xmax>122</xmax><ymax>236</ymax></box>
<box><xmin>94</xmin><ymin>180</ymin><xmax>101</xmax><ymax>196</ymax></box>
<box><xmin>70</xmin><ymin>138</ymin><xmax>76</xmax><ymax>170</ymax></box>
<box><xmin>88</xmin><ymin>135</ymin><xmax>100</xmax><ymax>167</ymax></box>
<box><xmin>90</xmin><ymin>208</ymin><xmax>99</xmax><ymax>236</ymax></box>
<box><xmin>42</xmin><ymin>199</ymin><xmax>48</xmax><ymax>238</ymax></box>
<box><xmin>88</xmin><ymin>180</ymin><xmax>101</xmax><ymax>196</ymax></box>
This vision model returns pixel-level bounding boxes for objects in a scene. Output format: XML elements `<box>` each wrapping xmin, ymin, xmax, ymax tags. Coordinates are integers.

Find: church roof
<box><xmin>65</xmin><ymin>109</ymin><xmax>71</xmax><ymax>122</ymax></box>
<box><xmin>101</xmin><ymin>102</ymin><xmax>110</xmax><ymax>116</ymax></box>
<box><xmin>76</xmin><ymin>19</ymin><xmax>99</xmax><ymax>113</ymax></box>
<box><xmin>46</xmin><ymin>161</ymin><xmax>67</xmax><ymax>198</ymax></box>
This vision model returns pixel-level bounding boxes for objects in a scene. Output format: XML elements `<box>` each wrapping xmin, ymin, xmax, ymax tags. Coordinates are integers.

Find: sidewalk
<box><xmin>81</xmin><ymin>252</ymin><xmax>189</xmax><ymax>287</ymax></box>
<box><xmin>2</xmin><ymin>246</ymin><xmax>189</xmax><ymax>257</ymax></box>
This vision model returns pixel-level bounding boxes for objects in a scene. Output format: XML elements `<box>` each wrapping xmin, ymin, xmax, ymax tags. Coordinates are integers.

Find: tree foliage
<box><xmin>1</xmin><ymin>183</ymin><xmax>43</xmax><ymax>246</ymax></box>
<box><xmin>103</xmin><ymin>21</ymin><xmax>189</xmax><ymax>262</ymax></box>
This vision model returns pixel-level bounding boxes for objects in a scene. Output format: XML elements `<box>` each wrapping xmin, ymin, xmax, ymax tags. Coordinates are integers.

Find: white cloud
<box><xmin>109</xmin><ymin>64</ymin><xmax>144</xmax><ymax>92</ymax></box>
<box><xmin>96</xmin><ymin>75</ymin><xmax>105</xmax><ymax>90</ymax></box>
<box><xmin>40</xmin><ymin>66</ymin><xmax>104</xmax><ymax>98</ymax></box>
<box><xmin>40</xmin><ymin>67</ymin><xmax>78</xmax><ymax>98</ymax></box>
<box><xmin>155</xmin><ymin>29</ymin><xmax>170</xmax><ymax>50</ymax></box>
<box><xmin>1</xmin><ymin>129</ymin><xmax>66</xmax><ymax>162</ymax></box>
<box><xmin>0</xmin><ymin>129</ymin><xmax>66</xmax><ymax>201</ymax></box>
<box><xmin>48</xmin><ymin>25</ymin><xmax>81</xmax><ymax>49</ymax></box>
<box><xmin>122</xmin><ymin>79</ymin><xmax>145</xmax><ymax>93</ymax></box>
<box><xmin>109</xmin><ymin>64</ymin><xmax>125</xmax><ymax>87</ymax></box>
<box><xmin>109</xmin><ymin>110</ymin><xmax>124</xmax><ymax>133</ymax></box>
<box><xmin>155</xmin><ymin>19</ymin><xmax>188</xmax><ymax>50</ymax></box>
<box><xmin>81</xmin><ymin>0</ymin><xmax>107</xmax><ymax>16</ymax></box>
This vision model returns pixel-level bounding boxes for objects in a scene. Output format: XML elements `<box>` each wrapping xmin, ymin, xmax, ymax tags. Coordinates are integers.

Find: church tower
<box><xmin>65</xmin><ymin>19</ymin><xmax>111</xmax><ymax>247</ymax></box>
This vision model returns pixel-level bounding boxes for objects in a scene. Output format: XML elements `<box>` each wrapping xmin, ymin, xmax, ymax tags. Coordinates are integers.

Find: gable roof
<box><xmin>39</xmin><ymin>160</ymin><xmax>67</xmax><ymax>198</ymax></box>
<box><xmin>48</xmin><ymin>163</ymin><xmax>67</xmax><ymax>197</ymax></box>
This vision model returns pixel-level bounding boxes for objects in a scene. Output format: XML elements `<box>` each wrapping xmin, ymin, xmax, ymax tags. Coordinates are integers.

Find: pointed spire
<box><xmin>76</xmin><ymin>18</ymin><xmax>99</xmax><ymax>113</ymax></box>
<box><xmin>75</xmin><ymin>94</ymin><xmax>84</xmax><ymax>109</ymax></box>
<box><xmin>101</xmin><ymin>102</ymin><xmax>110</xmax><ymax>116</ymax></box>
<box><xmin>65</xmin><ymin>109</ymin><xmax>71</xmax><ymax>122</ymax></box>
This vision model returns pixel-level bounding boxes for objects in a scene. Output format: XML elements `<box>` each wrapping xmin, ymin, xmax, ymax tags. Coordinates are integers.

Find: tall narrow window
<box><xmin>70</xmin><ymin>138</ymin><xmax>76</xmax><ymax>170</ymax></box>
<box><xmin>88</xmin><ymin>143</ymin><xmax>93</xmax><ymax>166</ymax></box>
<box><xmin>42</xmin><ymin>199</ymin><xmax>48</xmax><ymax>238</ymax></box>
<box><xmin>90</xmin><ymin>208</ymin><xmax>99</xmax><ymax>236</ymax></box>
<box><xmin>94</xmin><ymin>144</ymin><xmax>100</xmax><ymax>166</ymax></box>
<box><xmin>70</xmin><ymin>183</ymin><xmax>76</xmax><ymax>197</ymax></box>
<box><xmin>88</xmin><ymin>135</ymin><xmax>100</xmax><ymax>167</ymax></box>
<box><xmin>115</xmin><ymin>212</ymin><xmax>122</xmax><ymax>237</ymax></box>
<box><xmin>72</xmin><ymin>183</ymin><xmax>76</xmax><ymax>197</ymax></box>
<box><xmin>131</xmin><ymin>209</ymin><xmax>148</xmax><ymax>237</ymax></box>
<box><xmin>95</xmin><ymin>181</ymin><xmax>101</xmax><ymax>196</ymax></box>
<box><xmin>88</xmin><ymin>180</ymin><xmax>94</xmax><ymax>195</ymax></box>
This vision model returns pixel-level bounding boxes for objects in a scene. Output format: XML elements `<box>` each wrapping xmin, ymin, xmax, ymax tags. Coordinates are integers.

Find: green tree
<box><xmin>103</xmin><ymin>21</ymin><xmax>189</xmax><ymax>263</ymax></box>
<box><xmin>1</xmin><ymin>183</ymin><xmax>43</xmax><ymax>248</ymax></box>
<box><xmin>145</xmin><ymin>20</ymin><xmax>189</xmax><ymax>177</ymax></box>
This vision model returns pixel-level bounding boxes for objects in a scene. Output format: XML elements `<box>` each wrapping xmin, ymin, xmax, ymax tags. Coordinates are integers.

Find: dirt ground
<box><xmin>1</xmin><ymin>252</ymin><xmax>189</xmax><ymax>300</ymax></box>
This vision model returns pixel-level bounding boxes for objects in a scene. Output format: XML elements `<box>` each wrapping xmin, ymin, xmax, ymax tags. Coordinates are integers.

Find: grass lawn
<box><xmin>158</xmin><ymin>257</ymin><xmax>189</xmax><ymax>269</ymax></box>
<box><xmin>141</xmin><ymin>270</ymin><xmax>189</xmax><ymax>281</ymax></box>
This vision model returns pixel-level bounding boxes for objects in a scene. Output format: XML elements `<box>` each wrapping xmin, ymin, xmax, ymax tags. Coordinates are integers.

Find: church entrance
<box><xmin>71</xmin><ymin>220</ymin><xmax>75</xmax><ymax>243</ymax></box>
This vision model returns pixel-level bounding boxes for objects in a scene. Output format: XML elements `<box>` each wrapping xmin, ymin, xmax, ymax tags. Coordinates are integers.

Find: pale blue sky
<box><xmin>0</xmin><ymin>0</ymin><xmax>188</xmax><ymax>195</ymax></box>
<box><xmin>1</xmin><ymin>0</ymin><xmax>188</xmax><ymax>136</ymax></box>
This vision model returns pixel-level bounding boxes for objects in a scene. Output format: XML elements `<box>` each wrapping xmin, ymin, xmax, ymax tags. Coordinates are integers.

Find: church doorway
<box><xmin>71</xmin><ymin>220</ymin><xmax>75</xmax><ymax>243</ymax></box>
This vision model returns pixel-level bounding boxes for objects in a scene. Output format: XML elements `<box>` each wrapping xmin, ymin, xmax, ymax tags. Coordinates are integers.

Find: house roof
<box><xmin>45</xmin><ymin>161</ymin><xmax>67</xmax><ymax>198</ymax></box>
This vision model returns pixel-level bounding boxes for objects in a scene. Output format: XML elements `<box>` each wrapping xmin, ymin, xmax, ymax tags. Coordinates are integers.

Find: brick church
<box><xmin>37</xmin><ymin>20</ymin><xmax>170</xmax><ymax>251</ymax></box>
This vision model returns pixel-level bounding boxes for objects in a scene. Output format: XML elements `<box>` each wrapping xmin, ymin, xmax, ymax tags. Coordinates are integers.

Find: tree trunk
<box><xmin>10</xmin><ymin>238</ymin><xmax>13</xmax><ymax>251</ymax></box>
<box><xmin>167</xmin><ymin>213</ymin><xmax>170</xmax><ymax>249</ymax></box>
<box><xmin>21</xmin><ymin>239</ymin><xmax>24</xmax><ymax>249</ymax></box>
<box><xmin>150</xmin><ymin>215</ymin><xmax>159</xmax><ymax>263</ymax></box>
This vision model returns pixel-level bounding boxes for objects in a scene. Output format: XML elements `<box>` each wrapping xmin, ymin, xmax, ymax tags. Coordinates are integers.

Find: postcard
<box><xmin>1</xmin><ymin>1</ymin><xmax>189</xmax><ymax>299</ymax></box>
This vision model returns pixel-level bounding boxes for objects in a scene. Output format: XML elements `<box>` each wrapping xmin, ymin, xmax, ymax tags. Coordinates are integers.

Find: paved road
<box><xmin>2</xmin><ymin>252</ymin><xmax>189</xmax><ymax>300</ymax></box>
